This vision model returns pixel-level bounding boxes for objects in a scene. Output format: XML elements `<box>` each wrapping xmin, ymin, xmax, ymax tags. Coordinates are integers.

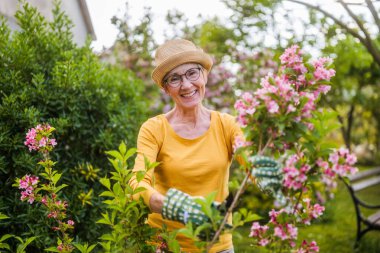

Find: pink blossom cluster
<box><xmin>234</xmin><ymin>92</ymin><xmax>260</xmax><ymax>127</ymax></box>
<box><xmin>317</xmin><ymin>147</ymin><xmax>358</xmax><ymax>193</ymax></box>
<box><xmin>19</xmin><ymin>174</ymin><xmax>39</xmax><ymax>204</ymax></box>
<box><xmin>155</xmin><ymin>235</ymin><xmax>169</xmax><ymax>253</ymax></box>
<box><xmin>269</xmin><ymin>209</ymin><xmax>298</xmax><ymax>246</ymax></box>
<box><xmin>250</xmin><ymin>209</ymin><xmax>299</xmax><ymax>248</ymax></box>
<box><xmin>250</xmin><ymin>198</ymin><xmax>324</xmax><ymax>249</ymax></box>
<box><xmin>313</xmin><ymin>57</ymin><xmax>336</xmax><ymax>81</ymax></box>
<box><xmin>234</xmin><ymin>45</ymin><xmax>334</xmax><ymax>132</ymax></box>
<box><xmin>282</xmin><ymin>153</ymin><xmax>311</xmax><ymax>191</ymax></box>
<box><xmin>233</xmin><ymin>134</ymin><xmax>253</xmax><ymax>153</ymax></box>
<box><xmin>300</xmin><ymin>198</ymin><xmax>325</xmax><ymax>225</ymax></box>
<box><xmin>57</xmin><ymin>242</ymin><xmax>74</xmax><ymax>252</ymax></box>
<box><xmin>24</xmin><ymin>124</ymin><xmax>57</xmax><ymax>152</ymax></box>
<box><xmin>249</xmin><ymin>222</ymin><xmax>270</xmax><ymax>246</ymax></box>
<box><xmin>295</xmin><ymin>240</ymin><xmax>319</xmax><ymax>253</ymax></box>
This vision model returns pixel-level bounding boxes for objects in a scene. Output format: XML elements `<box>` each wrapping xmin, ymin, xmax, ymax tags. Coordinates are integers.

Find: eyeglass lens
<box><xmin>165</xmin><ymin>68</ymin><xmax>201</xmax><ymax>87</ymax></box>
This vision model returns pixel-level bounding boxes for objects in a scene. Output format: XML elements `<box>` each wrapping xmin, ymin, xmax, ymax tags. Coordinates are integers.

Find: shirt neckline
<box><xmin>160</xmin><ymin>110</ymin><xmax>215</xmax><ymax>142</ymax></box>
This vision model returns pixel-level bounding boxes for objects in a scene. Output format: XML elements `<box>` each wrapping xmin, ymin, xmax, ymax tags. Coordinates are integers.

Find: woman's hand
<box><xmin>250</xmin><ymin>156</ymin><xmax>283</xmax><ymax>192</ymax></box>
<box><xmin>150</xmin><ymin>192</ymin><xmax>165</xmax><ymax>213</ymax></box>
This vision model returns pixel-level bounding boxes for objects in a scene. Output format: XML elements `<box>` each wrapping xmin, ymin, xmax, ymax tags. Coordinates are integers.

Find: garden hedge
<box><xmin>0</xmin><ymin>2</ymin><xmax>148</xmax><ymax>250</ymax></box>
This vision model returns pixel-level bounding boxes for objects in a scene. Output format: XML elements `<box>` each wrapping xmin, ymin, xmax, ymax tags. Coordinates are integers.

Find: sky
<box><xmin>86</xmin><ymin>0</ymin><xmax>370</xmax><ymax>53</ymax></box>
<box><xmin>86</xmin><ymin>0</ymin><xmax>232</xmax><ymax>52</ymax></box>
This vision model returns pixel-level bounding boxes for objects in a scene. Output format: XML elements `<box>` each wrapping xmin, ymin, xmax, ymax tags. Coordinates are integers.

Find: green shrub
<box><xmin>0</xmin><ymin>2</ymin><xmax>147</xmax><ymax>250</ymax></box>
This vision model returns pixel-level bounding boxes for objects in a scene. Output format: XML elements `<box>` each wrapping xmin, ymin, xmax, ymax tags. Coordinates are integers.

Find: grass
<box><xmin>233</xmin><ymin>179</ymin><xmax>380</xmax><ymax>252</ymax></box>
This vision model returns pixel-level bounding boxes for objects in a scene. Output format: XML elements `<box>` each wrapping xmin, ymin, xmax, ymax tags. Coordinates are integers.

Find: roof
<box><xmin>78</xmin><ymin>0</ymin><xmax>96</xmax><ymax>40</ymax></box>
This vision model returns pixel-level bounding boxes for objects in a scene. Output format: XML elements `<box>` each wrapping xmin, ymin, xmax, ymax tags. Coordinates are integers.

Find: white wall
<box><xmin>0</xmin><ymin>0</ymin><xmax>95</xmax><ymax>46</ymax></box>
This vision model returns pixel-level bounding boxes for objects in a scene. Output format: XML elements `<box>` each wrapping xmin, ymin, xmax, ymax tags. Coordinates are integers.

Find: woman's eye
<box><xmin>169</xmin><ymin>76</ymin><xmax>180</xmax><ymax>83</ymax></box>
<box><xmin>188</xmin><ymin>70</ymin><xmax>197</xmax><ymax>76</ymax></box>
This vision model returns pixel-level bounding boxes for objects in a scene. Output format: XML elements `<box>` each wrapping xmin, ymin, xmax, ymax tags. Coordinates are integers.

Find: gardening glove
<box><xmin>250</xmin><ymin>155</ymin><xmax>284</xmax><ymax>197</ymax></box>
<box><xmin>162</xmin><ymin>188</ymin><xmax>230</xmax><ymax>241</ymax></box>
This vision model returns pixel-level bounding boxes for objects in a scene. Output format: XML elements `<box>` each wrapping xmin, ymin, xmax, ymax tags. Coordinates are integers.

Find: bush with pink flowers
<box><xmin>206</xmin><ymin>45</ymin><xmax>358</xmax><ymax>252</ymax></box>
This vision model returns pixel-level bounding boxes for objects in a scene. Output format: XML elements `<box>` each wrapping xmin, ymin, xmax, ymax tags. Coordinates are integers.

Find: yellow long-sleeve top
<box><xmin>129</xmin><ymin>110</ymin><xmax>241</xmax><ymax>253</ymax></box>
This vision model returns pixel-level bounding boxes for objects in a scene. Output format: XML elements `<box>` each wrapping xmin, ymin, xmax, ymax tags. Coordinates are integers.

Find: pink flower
<box><xmin>19</xmin><ymin>178</ymin><xmax>29</xmax><ymax>189</ymax></box>
<box><xmin>267</xmin><ymin>100</ymin><xmax>279</xmax><ymax>114</ymax></box>
<box><xmin>27</xmin><ymin>195</ymin><xmax>35</xmax><ymax>204</ymax></box>
<box><xmin>274</xmin><ymin>226</ymin><xmax>288</xmax><ymax>240</ymax></box>
<box><xmin>39</xmin><ymin>137</ymin><xmax>47</xmax><ymax>147</ymax></box>
<box><xmin>50</xmin><ymin>138</ymin><xmax>57</xmax><ymax>146</ymax></box>
<box><xmin>47</xmin><ymin>211</ymin><xmax>58</xmax><ymax>219</ymax></box>
<box><xmin>297</xmin><ymin>240</ymin><xmax>319</xmax><ymax>253</ymax></box>
<box><xmin>57</xmin><ymin>243</ymin><xmax>64</xmax><ymax>251</ymax></box>
<box><xmin>258</xmin><ymin>238</ymin><xmax>269</xmax><ymax>246</ymax></box>
<box><xmin>24</xmin><ymin>124</ymin><xmax>57</xmax><ymax>152</ymax></box>
<box><xmin>41</xmin><ymin>196</ymin><xmax>48</xmax><ymax>205</ymax></box>
<box><xmin>67</xmin><ymin>220</ymin><xmax>75</xmax><ymax>226</ymax></box>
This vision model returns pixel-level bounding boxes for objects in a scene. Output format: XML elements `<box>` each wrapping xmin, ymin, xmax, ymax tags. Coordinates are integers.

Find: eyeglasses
<box><xmin>164</xmin><ymin>67</ymin><xmax>202</xmax><ymax>88</ymax></box>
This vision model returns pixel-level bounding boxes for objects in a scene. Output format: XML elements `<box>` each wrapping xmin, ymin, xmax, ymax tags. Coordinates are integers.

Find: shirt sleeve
<box><xmin>220</xmin><ymin>113</ymin><xmax>243</xmax><ymax>156</ymax></box>
<box><xmin>129</xmin><ymin>117</ymin><xmax>162</xmax><ymax>208</ymax></box>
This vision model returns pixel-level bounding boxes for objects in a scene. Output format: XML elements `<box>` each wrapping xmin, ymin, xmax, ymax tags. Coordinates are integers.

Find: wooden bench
<box><xmin>342</xmin><ymin>166</ymin><xmax>380</xmax><ymax>244</ymax></box>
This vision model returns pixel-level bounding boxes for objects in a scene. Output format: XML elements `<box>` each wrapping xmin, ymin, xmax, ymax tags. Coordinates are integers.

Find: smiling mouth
<box><xmin>181</xmin><ymin>90</ymin><xmax>197</xmax><ymax>98</ymax></box>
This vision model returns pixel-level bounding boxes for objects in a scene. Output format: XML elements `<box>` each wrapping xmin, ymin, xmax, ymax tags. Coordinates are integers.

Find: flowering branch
<box><xmin>15</xmin><ymin>124</ymin><xmax>74</xmax><ymax>252</ymax></box>
<box><xmin>208</xmin><ymin>45</ymin><xmax>358</xmax><ymax>252</ymax></box>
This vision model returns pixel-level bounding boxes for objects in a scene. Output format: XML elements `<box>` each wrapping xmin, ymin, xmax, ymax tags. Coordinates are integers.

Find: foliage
<box><xmin>235</xmin><ymin>178</ymin><xmax>380</xmax><ymax>252</ymax></box>
<box><xmin>97</xmin><ymin>142</ymin><xmax>156</xmax><ymax>253</ymax></box>
<box><xmin>0</xmin><ymin>1</ymin><xmax>147</xmax><ymax>250</ymax></box>
<box><xmin>226</xmin><ymin>45</ymin><xmax>358</xmax><ymax>252</ymax></box>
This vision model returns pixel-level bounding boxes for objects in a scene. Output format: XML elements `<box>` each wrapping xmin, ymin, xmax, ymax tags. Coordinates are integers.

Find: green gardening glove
<box><xmin>162</xmin><ymin>188</ymin><xmax>209</xmax><ymax>226</ymax></box>
<box><xmin>162</xmin><ymin>188</ymin><xmax>230</xmax><ymax>241</ymax></box>
<box><xmin>250</xmin><ymin>155</ymin><xmax>284</xmax><ymax>195</ymax></box>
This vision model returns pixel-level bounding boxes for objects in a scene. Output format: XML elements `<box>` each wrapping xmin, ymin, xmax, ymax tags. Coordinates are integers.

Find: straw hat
<box><xmin>151</xmin><ymin>39</ymin><xmax>213</xmax><ymax>87</ymax></box>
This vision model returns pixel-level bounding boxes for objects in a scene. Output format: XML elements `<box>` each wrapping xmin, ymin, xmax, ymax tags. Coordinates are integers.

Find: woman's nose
<box><xmin>181</xmin><ymin>76</ymin><xmax>193</xmax><ymax>88</ymax></box>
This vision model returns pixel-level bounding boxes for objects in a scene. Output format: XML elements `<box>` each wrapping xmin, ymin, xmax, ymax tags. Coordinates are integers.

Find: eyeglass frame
<box><xmin>163</xmin><ymin>65</ymin><xmax>204</xmax><ymax>88</ymax></box>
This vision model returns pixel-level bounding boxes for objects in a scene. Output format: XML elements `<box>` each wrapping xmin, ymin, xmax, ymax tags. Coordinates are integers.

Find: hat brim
<box><xmin>151</xmin><ymin>51</ymin><xmax>213</xmax><ymax>88</ymax></box>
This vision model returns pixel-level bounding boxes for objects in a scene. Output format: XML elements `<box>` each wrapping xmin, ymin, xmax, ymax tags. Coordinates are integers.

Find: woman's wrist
<box><xmin>149</xmin><ymin>192</ymin><xmax>165</xmax><ymax>213</ymax></box>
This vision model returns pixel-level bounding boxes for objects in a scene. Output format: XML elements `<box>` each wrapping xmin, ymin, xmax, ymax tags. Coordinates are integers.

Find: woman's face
<box><xmin>163</xmin><ymin>63</ymin><xmax>208</xmax><ymax>110</ymax></box>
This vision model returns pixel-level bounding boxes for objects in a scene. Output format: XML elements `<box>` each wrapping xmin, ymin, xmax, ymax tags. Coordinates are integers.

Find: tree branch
<box><xmin>285</xmin><ymin>0</ymin><xmax>380</xmax><ymax>70</ymax></box>
<box><xmin>286</xmin><ymin>0</ymin><xmax>366</xmax><ymax>44</ymax></box>
<box><xmin>366</xmin><ymin>0</ymin><xmax>380</xmax><ymax>34</ymax></box>
<box><xmin>337</xmin><ymin>0</ymin><xmax>372</xmax><ymax>44</ymax></box>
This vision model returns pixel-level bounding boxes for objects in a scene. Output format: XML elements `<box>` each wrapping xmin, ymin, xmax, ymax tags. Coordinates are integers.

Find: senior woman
<box><xmin>129</xmin><ymin>39</ymin><xmax>281</xmax><ymax>253</ymax></box>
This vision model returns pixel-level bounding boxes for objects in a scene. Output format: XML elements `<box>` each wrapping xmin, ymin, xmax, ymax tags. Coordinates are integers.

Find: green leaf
<box><xmin>44</xmin><ymin>247</ymin><xmax>60</xmax><ymax>252</ymax></box>
<box><xmin>0</xmin><ymin>243</ymin><xmax>11</xmax><ymax>250</ymax></box>
<box><xmin>99</xmin><ymin>191</ymin><xmax>115</xmax><ymax>198</ymax></box>
<box><xmin>0</xmin><ymin>213</ymin><xmax>9</xmax><ymax>220</ymax></box>
<box><xmin>112</xmin><ymin>182</ymin><xmax>122</xmax><ymax>195</ymax></box>
<box><xmin>99</xmin><ymin>177</ymin><xmax>111</xmax><ymax>190</ymax></box>
<box><xmin>51</xmin><ymin>173</ymin><xmax>62</xmax><ymax>184</ymax></box>
<box><xmin>73</xmin><ymin>242</ymin><xmax>97</xmax><ymax>253</ymax></box>
<box><xmin>0</xmin><ymin>234</ymin><xmax>13</xmax><ymax>242</ymax></box>
<box><xmin>136</xmin><ymin>171</ymin><xmax>145</xmax><ymax>182</ymax></box>
<box><xmin>118</xmin><ymin>142</ymin><xmax>127</xmax><ymax>155</ymax></box>
<box><xmin>132</xmin><ymin>187</ymin><xmax>146</xmax><ymax>195</ymax></box>
<box><xmin>177</xmin><ymin>223</ymin><xmax>195</xmax><ymax>239</ymax></box>
<box><xmin>125</xmin><ymin>147</ymin><xmax>136</xmax><ymax>161</ymax></box>
<box><xmin>54</xmin><ymin>184</ymin><xmax>68</xmax><ymax>193</ymax></box>
<box><xmin>96</xmin><ymin>212</ymin><xmax>113</xmax><ymax>226</ymax></box>
<box><xmin>99</xmin><ymin>233</ymin><xmax>115</xmax><ymax>242</ymax></box>
<box><xmin>105</xmin><ymin>150</ymin><xmax>123</xmax><ymax>161</ymax></box>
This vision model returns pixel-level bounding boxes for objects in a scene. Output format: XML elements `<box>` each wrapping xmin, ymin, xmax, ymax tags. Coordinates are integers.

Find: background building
<box><xmin>0</xmin><ymin>0</ymin><xmax>95</xmax><ymax>46</ymax></box>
